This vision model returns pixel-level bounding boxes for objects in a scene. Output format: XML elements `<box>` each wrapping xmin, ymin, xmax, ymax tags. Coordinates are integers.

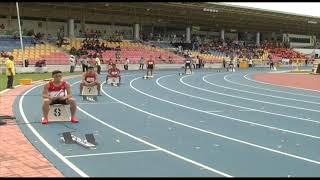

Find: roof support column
<box><xmin>68</xmin><ymin>18</ymin><xmax>74</xmax><ymax>39</ymax></box>
<box><xmin>220</xmin><ymin>29</ymin><xmax>225</xmax><ymax>42</ymax></box>
<box><xmin>256</xmin><ymin>32</ymin><xmax>260</xmax><ymax>47</ymax></box>
<box><xmin>272</xmin><ymin>32</ymin><xmax>276</xmax><ymax>40</ymax></box>
<box><xmin>80</xmin><ymin>17</ymin><xmax>86</xmax><ymax>35</ymax></box>
<box><xmin>134</xmin><ymin>23</ymin><xmax>140</xmax><ymax>41</ymax></box>
<box><xmin>45</xmin><ymin>18</ymin><xmax>49</xmax><ymax>35</ymax></box>
<box><xmin>186</xmin><ymin>26</ymin><xmax>191</xmax><ymax>43</ymax></box>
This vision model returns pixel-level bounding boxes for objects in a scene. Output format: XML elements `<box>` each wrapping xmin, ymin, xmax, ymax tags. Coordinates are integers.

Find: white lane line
<box><xmin>206</xmin><ymin>110</ymin><xmax>255</xmax><ymax>113</ymax></box>
<box><xmin>78</xmin><ymin>102</ymin><xmax>120</xmax><ymax>105</ymax></box>
<box><xmin>201</xmin><ymin>74</ymin><xmax>320</xmax><ymax>105</ymax></box>
<box><xmin>154</xmin><ymin>75</ymin><xmax>320</xmax><ymax>138</ymax></box>
<box><xmin>19</xmin><ymin>83</ymin><xmax>89</xmax><ymax>177</ymax></box>
<box><xmin>103</xmin><ymin>77</ymin><xmax>320</xmax><ymax>166</ymax></box>
<box><xmin>160</xmin><ymin>74</ymin><xmax>320</xmax><ymax>124</ymax></box>
<box><xmin>238</xmin><ymin>109</ymin><xmax>255</xmax><ymax>112</ymax></box>
<box><xmin>224</xmin><ymin>73</ymin><xmax>320</xmax><ymax>99</ymax></box>
<box><xmin>202</xmin><ymin>75</ymin><xmax>320</xmax><ymax>113</ymax></box>
<box><xmin>14</xmin><ymin>75</ymin><xmax>135</xmax><ymax>177</ymax></box>
<box><xmin>0</xmin><ymin>89</ymin><xmax>10</xmax><ymax>94</ymax></box>
<box><xmin>244</xmin><ymin>73</ymin><xmax>320</xmax><ymax>93</ymax></box>
<box><xmin>71</xmin><ymin>80</ymin><xmax>232</xmax><ymax>177</ymax></box>
<box><xmin>206</xmin><ymin>110</ymin><xmax>224</xmax><ymax>113</ymax></box>
<box><xmin>65</xmin><ymin>149</ymin><xmax>161</xmax><ymax>158</ymax></box>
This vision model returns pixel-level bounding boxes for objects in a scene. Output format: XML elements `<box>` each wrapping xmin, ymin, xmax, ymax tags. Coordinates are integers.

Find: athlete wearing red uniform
<box><xmin>80</xmin><ymin>66</ymin><xmax>101</xmax><ymax>95</ymax></box>
<box><xmin>106</xmin><ymin>58</ymin><xmax>113</xmax><ymax>70</ymax></box>
<box><xmin>42</xmin><ymin>70</ymin><xmax>78</xmax><ymax>124</ymax></box>
<box><xmin>107</xmin><ymin>63</ymin><xmax>121</xmax><ymax>84</ymax></box>
<box><xmin>146</xmin><ymin>56</ymin><xmax>155</xmax><ymax>77</ymax></box>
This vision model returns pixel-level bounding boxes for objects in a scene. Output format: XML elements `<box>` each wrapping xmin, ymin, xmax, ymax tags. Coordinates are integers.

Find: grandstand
<box><xmin>0</xmin><ymin>2</ymin><xmax>319</xmax><ymax>68</ymax></box>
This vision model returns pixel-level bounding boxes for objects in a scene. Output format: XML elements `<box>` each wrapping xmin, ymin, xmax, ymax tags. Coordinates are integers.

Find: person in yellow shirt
<box><xmin>5</xmin><ymin>56</ymin><xmax>15</xmax><ymax>89</ymax></box>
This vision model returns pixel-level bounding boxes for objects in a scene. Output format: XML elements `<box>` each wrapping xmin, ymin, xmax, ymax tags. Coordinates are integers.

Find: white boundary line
<box><xmin>19</xmin><ymin>83</ymin><xmax>89</xmax><ymax>177</ymax></box>
<box><xmin>15</xmin><ymin>73</ymin><xmax>139</xmax><ymax>177</ymax></box>
<box><xmin>77</xmin><ymin>102</ymin><xmax>120</xmax><ymax>105</ymax></box>
<box><xmin>148</xmin><ymin>75</ymin><xmax>320</xmax><ymax>139</ymax></box>
<box><xmin>244</xmin><ymin>73</ymin><xmax>320</xmax><ymax>93</ymax></box>
<box><xmin>101</xmin><ymin>76</ymin><xmax>320</xmax><ymax>167</ymax></box>
<box><xmin>223</xmin><ymin>73</ymin><xmax>320</xmax><ymax>99</ymax></box>
<box><xmin>201</xmin><ymin>75</ymin><xmax>320</xmax><ymax>113</ymax></box>
<box><xmin>206</xmin><ymin>110</ymin><xmax>254</xmax><ymax>113</ymax></box>
<box><xmin>171</xmin><ymin>74</ymin><xmax>320</xmax><ymax>124</ymax></box>
<box><xmin>16</xmin><ymin>72</ymin><xmax>319</xmax><ymax>177</ymax></box>
<box><xmin>65</xmin><ymin>149</ymin><xmax>160</xmax><ymax>158</ymax></box>
<box><xmin>0</xmin><ymin>88</ymin><xmax>10</xmax><ymax>94</ymax></box>
<box><xmin>70</xmin><ymin>80</ymin><xmax>232</xmax><ymax>177</ymax></box>
<box><xmin>200</xmin><ymin>74</ymin><xmax>320</xmax><ymax>105</ymax></box>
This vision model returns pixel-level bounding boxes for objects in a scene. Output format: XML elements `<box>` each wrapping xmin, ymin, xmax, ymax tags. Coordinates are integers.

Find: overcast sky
<box><xmin>223</xmin><ymin>3</ymin><xmax>320</xmax><ymax>18</ymax></box>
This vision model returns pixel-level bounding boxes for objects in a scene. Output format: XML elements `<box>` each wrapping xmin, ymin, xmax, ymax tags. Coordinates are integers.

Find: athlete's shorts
<box><xmin>147</xmin><ymin>65</ymin><xmax>154</xmax><ymax>69</ymax></box>
<box><xmin>185</xmin><ymin>63</ymin><xmax>191</xmax><ymax>68</ymax></box>
<box><xmin>50</xmin><ymin>98</ymin><xmax>67</xmax><ymax>105</ymax></box>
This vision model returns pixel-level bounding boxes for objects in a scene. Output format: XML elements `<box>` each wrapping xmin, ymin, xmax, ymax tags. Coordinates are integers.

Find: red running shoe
<box><xmin>42</xmin><ymin>117</ymin><xmax>49</xmax><ymax>125</ymax></box>
<box><xmin>71</xmin><ymin>116</ymin><xmax>78</xmax><ymax>123</ymax></box>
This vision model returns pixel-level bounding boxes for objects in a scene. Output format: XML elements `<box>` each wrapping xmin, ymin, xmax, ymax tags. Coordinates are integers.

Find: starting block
<box><xmin>61</xmin><ymin>132</ymin><xmax>97</xmax><ymax>149</ymax></box>
<box><xmin>228</xmin><ymin>67</ymin><xmax>235</xmax><ymax>72</ymax></box>
<box><xmin>143</xmin><ymin>75</ymin><xmax>153</xmax><ymax>79</ymax></box>
<box><xmin>46</xmin><ymin>104</ymin><xmax>70</xmax><ymax>122</ymax></box>
<box><xmin>82</xmin><ymin>85</ymin><xmax>98</xmax><ymax>101</ymax></box>
<box><xmin>186</xmin><ymin>69</ymin><xmax>192</xmax><ymax>75</ymax></box>
<box><xmin>107</xmin><ymin>77</ymin><xmax>120</xmax><ymax>86</ymax></box>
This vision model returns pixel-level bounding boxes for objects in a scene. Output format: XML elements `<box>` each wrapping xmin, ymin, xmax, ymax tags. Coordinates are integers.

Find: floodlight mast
<box><xmin>16</xmin><ymin>2</ymin><xmax>25</xmax><ymax>67</ymax></box>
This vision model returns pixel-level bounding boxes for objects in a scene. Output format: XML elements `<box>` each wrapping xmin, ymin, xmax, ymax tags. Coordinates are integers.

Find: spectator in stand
<box><xmin>70</xmin><ymin>47</ymin><xmax>77</xmax><ymax>55</ymax></box>
<box><xmin>1</xmin><ymin>51</ymin><xmax>9</xmax><ymax>58</ymax></box>
<box><xmin>35</xmin><ymin>59</ymin><xmax>46</xmax><ymax>67</ymax></box>
<box><xmin>31</xmin><ymin>35</ymin><xmax>37</xmax><ymax>46</ymax></box>
<box><xmin>13</xmin><ymin>31</ymin><xmax>19</xmax><ymax>40</ymax></box>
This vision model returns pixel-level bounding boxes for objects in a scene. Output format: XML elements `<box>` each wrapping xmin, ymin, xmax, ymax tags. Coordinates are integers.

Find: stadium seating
<box><xmin>0</xmin><ymin>36</ymin><xmax>33</xmax><ymax>52</ymax></box>
<box><xmin>6</xmin><ymin>43</ymin><xmax>69</xmax><ymax>65</ymax></box>
<box><xmin>64</xmin><ymin>39</ymin><xmax>185</xmax><ymax>64</ymax></box>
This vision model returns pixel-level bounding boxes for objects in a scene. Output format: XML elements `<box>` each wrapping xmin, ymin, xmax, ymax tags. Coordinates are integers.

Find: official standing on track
<box><xmin>5</xmin><ymin>55</ymin><xmax>15</xmax><ymax>89</ymax></box>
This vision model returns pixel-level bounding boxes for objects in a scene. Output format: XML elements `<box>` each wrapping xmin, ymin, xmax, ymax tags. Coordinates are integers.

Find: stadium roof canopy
<box><xmin>1</xmin><ymin>2</ymin><xmax>319</xmax><ymax>36</ymax></box>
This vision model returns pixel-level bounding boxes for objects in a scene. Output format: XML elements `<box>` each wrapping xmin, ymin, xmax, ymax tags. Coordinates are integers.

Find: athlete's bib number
<box><xmin>86</xmin><ymin>77</ymin><xmax>95</xmax><ymax>82</ymax></box>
